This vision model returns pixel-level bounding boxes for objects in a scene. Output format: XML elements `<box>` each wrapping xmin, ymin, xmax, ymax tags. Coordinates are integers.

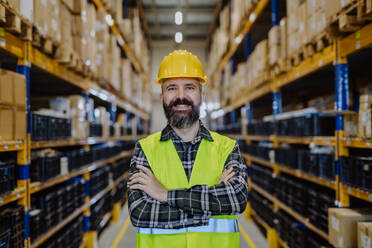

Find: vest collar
<box><xmin>160</xmin><ymin>121</ymin><xmax>214</xmax><ymax>142</ymax></box>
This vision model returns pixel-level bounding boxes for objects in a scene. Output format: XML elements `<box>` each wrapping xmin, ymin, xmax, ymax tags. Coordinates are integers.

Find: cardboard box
<box><xmin>360</xmin><ymin>94</ymin><xmax>372</xmax><ymax>104</ymax></box>
<box><xmin>47</xmin><ymin>0</ymin><xmax>60</xmax><ymax>42</ymax></box>
<box><xmin>280</xmin><ymin>18</ymin><xmax>287</xmax><ymax>59</ymax></box>
<box><xmin>0</xmin><ymin>69</ymin><xmax>26</xmax><ymax>107</ymax></box>
<box><xmin>358</xmin><ymin>109</ymin><xmax>372</xmax><ymax>138</ymax></box>
<box><xmin>33</xmin><ymin>0</ymin><xmax>48</xmax><ymax>35</ymax></box>
<box><xmin>329</xmin><ymin>208</ymin><xmax>372</xmax><ymax>248</ymax></box>
<box><xmin>0</xmin><ymin>107</ymin><xmax>13</xmax><ymax>140</ymax></box>
<box><xmin>7</xmin><ymin>0</ymin><xmax>20</xmax><ymax>12</ymax></box>
<box><xmin>316</xmin><ymin>9</ymin><xmax>327</xmax><ymax>34</ymax></box>
<box><xmin>325</xmin><ymin>0</ymin><xmax>341</xmax><ymax>19</ymax></box>
<box><xmin>118</xmin><ymin>19</ymin><xmax>133</xmax><ymax>43</ymax></box>
<box><xmin>71</xmin><ymin>117</ymin><xmax>88</xmax><ymax>139</ymax></box>
<box><xmin>358</xmin><ymin>222</ymin><xmax>372</xmax><ymax>248</ymax></box>
<box><xmin>73</xmin><ymin>36</ymin><xmax>88</xmax><ymax>61</ymax></box>
<box><xmin>60</xmin><ymin>3</ymin><xmax>72</xmax><ymax>48</ymax></box>
<box><xmin>86</xmin><ymin>3</ymin><xmax>96</xmax><ymax>40</ymax></box>
<box><xmin>344</xmin><ymin>113</ymin><xmax>358</xmax><ymax>137</ymax></box>
<box><xmin>62</xmin><ymin>0</ymin><xmax>86</xmax><ymax>14</ymax></box>
<box><xmin>298</xmin><ymin>3</ymin><xmax>308</xmax><ymax>45</ymax></box>
<box><xmin>20</xmin><ymin>0</ymin><xmax>33</xmax><ymax>22</ymax></box>
<box><xmin>69</xmin><ymin>95</ymin><xmax>85</xmax><ymax>118</ymax></box>
<box><xmin>269</xmin><ymin>25</ymin><xmax>280</xmax><ymax>45</ymax></box>
<box><xmin>14</xmin><ymin>108</ymin><xmax>26</xmax><ymax>140</ymax></box>
<box><xmin>269</xmin><ymin>44</ymin><xmax>280</xmax><ymax>66</ymax></box>
<box><xmin>287</xmin><ymin>0</ymin><xmax>299</xmax><ymax>15</ymax></box>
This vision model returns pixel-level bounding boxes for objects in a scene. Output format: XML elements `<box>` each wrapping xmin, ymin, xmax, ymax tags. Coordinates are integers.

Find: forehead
<box><xmin>162</xmin><ymin>77</ymin><xmax>199</xmax><ymax>87</ymax></box>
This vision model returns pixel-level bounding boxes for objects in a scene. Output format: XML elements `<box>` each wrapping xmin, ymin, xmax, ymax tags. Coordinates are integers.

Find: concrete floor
<box><xmin>98</xmin><ymin>205</ymin><xmax>268</xmax><ymax>248</ymax></box>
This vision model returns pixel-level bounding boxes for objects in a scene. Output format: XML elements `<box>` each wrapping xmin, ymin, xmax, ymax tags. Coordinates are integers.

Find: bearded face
<box><xmin>163</xmin><ymin>97</ymin><xmax>200</xmax><ymax>129</ymax></box>
<box><xmin>161</xmin><ymin>78</ymin><xmax>202</xmax><ymax>129</ymax></box>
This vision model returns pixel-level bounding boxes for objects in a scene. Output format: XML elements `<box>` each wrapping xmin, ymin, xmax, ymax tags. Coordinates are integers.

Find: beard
<box><xmin>163</xmin><ymin>98</ymin><xmax>200</xmax><ymax>129</ymax></box>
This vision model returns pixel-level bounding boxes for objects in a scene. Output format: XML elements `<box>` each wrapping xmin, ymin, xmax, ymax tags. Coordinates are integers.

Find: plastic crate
<box><xmin>31</xmin><ymin>155</ymin><xmax>61</xmax><ymax>182</ymax></box>
<box><xmin>0</xmin><ymin>230</ymin><xmax>10</xmax><ymax>248</ymax></box>
<box><xmin>31</xmin><ymin>114</ymin><xmax>48</xmax><ymax>140</ymax></box>
<box><xmin>0</xmin><ymin>160</ymin><xmax>16</xmax><ymax>196</ymax></box>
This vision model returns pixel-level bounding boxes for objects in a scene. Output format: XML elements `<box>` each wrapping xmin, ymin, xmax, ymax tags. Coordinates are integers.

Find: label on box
<box><xmin>338</xmin><ymin>236</ymin><xmax>343</xmax><ymax>247</ymax></box>
<box><xmin>331</xmin><ymin>216</ymin><xmax>340</xmax><ymax>231</ymax></box>
<box><xmin>60</xmin><ymin>157</ymin><xmax>68</xmax><ymax>175</ymax></box>
<box><xmin>361</xmin><ymin>233</ymin><xmax>371</xmax><ymax>248</ymax></box>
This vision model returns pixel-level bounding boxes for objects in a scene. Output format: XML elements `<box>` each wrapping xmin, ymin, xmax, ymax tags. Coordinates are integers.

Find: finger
<box><xmin>224</xmin><ymin>172</ymin><xmax>235</xmax><ymax>181</ymax></box>
<box><xmin>130</xmin><ymin>172</ymin><xmax>150</xmax><ymax>181</ymax></box>
<box><xmin>129</xmin><ymin>177</ymin><xmax>148</xmax><ymax>185</ymax></box>
<box><xmin>221</xmin><ymin>168</ymin><xmax>233</xmax><ymax>178</ymax></box>
<box><xmin>136</xmin><ymin>165</ymin><xmax>153</xmax><ymax>176</ymax></box>
<box><xmin>129</xmin><ymin>184</ymin><xmax>145</xmax><ymax>191</ymax></box>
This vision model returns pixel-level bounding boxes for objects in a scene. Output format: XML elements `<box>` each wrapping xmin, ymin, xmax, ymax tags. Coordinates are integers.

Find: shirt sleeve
<box><xmin>127</xmin><ymin>142</ymin><xmax>210</xmax><ymax>229</ymax></box>
<box><xmin>167</xmin><ymin>143</ymin><xmax>249</xmax><ymax>216</ymax></box>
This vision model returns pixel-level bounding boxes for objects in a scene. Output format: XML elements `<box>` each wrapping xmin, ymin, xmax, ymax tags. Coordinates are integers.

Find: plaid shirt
<box><xmin>128</xmin><ymin>121</ymin><xmax>248</xmax><ymax>229</ymax></box>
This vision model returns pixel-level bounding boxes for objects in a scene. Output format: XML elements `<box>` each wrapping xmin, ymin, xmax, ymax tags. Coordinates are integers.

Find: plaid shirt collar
<box><xmin>160</xmin><ymin>121</ymin><xmax>214</xmax><ymax>143</ymax></box>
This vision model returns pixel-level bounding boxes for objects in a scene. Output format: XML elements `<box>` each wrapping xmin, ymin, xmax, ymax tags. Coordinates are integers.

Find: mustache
<box><xmin>168</xmin><ymin>98</ymin><xmax>194</xmax><ymax>108</ymax></box>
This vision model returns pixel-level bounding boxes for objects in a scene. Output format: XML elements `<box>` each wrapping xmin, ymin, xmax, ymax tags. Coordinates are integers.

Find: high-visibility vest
<box><xmin>137</xmin><ymin>131</ymin><xmax>239</xmax><ymax>248</ymax></box>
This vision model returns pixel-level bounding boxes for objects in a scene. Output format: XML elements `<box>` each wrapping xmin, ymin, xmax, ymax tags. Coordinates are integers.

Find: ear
<box><xmin>160</xmin><ymin>92</ymin><xmax>163</xmax><ymax>102</ymax></box>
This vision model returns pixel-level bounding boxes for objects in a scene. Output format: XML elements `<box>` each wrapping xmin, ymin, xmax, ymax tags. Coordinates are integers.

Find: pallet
<box><xmin>327</xmin><ymin>0</ymin><xmax>372</xmax><ymax>38</ymax></box>
<box><xmin>0</xmin><ymin>2</ymin><xmax>32</xmax><ymax>40</ymax></box>
<box><xmin>288</xmin><ymin>46</ymin><xmax>308</xmax><ymax>67</ymax></box>
<box><xmin>269</xmin><ymin>58</ymin><xmax>287</xmax><ymax>77</ymax></box>
<box><xmin>32</xmin><ymin>25</ymin><xmax>62</xmax><ymax>56</ymax></box>
<box><xmin>305</xmin><ymin>32</ymin><xmax>333</xmax><ymax>57</ymax></box>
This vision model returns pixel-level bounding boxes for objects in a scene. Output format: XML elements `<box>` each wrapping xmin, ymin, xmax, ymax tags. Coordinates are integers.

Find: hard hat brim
<box><xmin>156</xmin><ymin>75</ymin><xmax>208</xmax><ymax>85</ymax></box>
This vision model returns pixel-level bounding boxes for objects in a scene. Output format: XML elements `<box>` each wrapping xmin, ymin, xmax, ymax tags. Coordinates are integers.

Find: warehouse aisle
<box><xmin>98</xmin><ymin>205</ymin><xmax>268</xmax><ymax>248</ymax></box>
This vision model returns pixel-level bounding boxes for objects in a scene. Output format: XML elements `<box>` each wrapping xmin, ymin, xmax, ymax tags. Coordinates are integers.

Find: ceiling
<box><xmin>142</xmin><ymin>0</ymin><xmax>217</xmax><ymax>41</ymax></box>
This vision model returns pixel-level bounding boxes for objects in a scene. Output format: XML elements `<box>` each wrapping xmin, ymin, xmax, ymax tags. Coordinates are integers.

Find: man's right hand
<box><xmin>218</xmin><ymin>167</ymin><xmax>235</xmax><ymax>184</ymax></box>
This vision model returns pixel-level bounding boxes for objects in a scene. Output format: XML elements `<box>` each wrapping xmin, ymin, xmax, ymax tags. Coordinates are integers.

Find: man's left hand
<box><xmin>128</xmin><ymin>165</ymin><xmax>168</xmax><ymax>203</ymax></box>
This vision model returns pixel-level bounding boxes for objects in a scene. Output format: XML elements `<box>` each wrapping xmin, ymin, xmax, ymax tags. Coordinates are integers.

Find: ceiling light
<box><xmin>175</xmin><ymin>11</ymin><xmax>183</xmax><ymax>25</ymax></box>
<box><xmin>175</xmin><ymin>32</ymin><xmax>183</xmax><ymax>43</ymax></box>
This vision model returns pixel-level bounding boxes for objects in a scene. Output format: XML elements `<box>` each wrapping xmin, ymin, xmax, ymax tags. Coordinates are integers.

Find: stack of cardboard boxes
<box><xmin>268</xmin><ymin>25</ymin><xmax>281</xmax><ymax>66</ymax></box>
<box><xmin>0</xmin><ymin>69</ymin><xmax>27</xmax><ymax>142</ymax></box>
<box><xmin>5</xmin><ymin>0</ymin><xmax>151</xmax><ymax>113</ymax></box>
<box><xmin>358</xmin><ymin>94</ymin><xmax>372</xmax><ymax>138</ymax></box>
<box><xmin>207</xmin><ymin>0</ymin><xmax>256</xmax><ymax>76</ymax></box>
<box><xmin>329</xmin><ymin>208</ymin><xmax>372</xmax><ymax>248</ymax></box>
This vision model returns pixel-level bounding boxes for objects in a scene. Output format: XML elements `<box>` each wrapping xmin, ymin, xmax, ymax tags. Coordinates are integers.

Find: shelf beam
<box><xmin>31</xmin><ymin>203</ymin><xmax>90</xmax><ymax>248</ymax></box>
<box><xmin>243</xmin><ymin>154</ymin><xmax>337</xmax><ymax>190</ymax></box>
<box><xmin>251</xmin><ymin>183</ymin><xmax>329</xmax><ymax>241</ymax></box>
<box><xmin>30</xmin><ymin>151</ymin><xmax>132</xmax><ymax>194</ymax></box>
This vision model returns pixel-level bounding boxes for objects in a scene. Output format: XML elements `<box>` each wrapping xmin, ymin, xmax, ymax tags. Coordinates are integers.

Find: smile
<box><xmin>173</xmin><ymin>105</ymin><xmax>192</xmax><ymax>110</ymax></box>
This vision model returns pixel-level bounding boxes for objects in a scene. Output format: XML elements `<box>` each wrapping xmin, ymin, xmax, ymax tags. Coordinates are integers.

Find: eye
<box><xmin>186</xmin><ymin>86</ymin><xmax>195</xmax><ymax>90</ymax></box>
<box><xmin>167</xmin><ymin>87</ymin><xmax>176</xmax><ymax>91</ymax></box>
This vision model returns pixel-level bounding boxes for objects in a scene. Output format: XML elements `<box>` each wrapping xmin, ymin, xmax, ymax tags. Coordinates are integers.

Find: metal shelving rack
<box><xmin>207</xmin><ymin>0</ymin><xmax>372</xmax><ymax>247</ymax></box>
<box><xmin>0</xmin><ymin>0</ymin><xmax>149</xmax><ymax>247</ymax></box>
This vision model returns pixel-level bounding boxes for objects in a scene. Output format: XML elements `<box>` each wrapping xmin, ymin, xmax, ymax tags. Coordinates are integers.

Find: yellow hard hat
<box><xmin>155</xmin><ymin>50</ymin><xmax>208</xmax><ymax>85</ymax></box>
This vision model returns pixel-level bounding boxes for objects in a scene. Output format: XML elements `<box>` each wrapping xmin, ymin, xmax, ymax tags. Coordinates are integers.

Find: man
<box><xmin>128</xmin><ymin>50</ymin><xmax>248</xmax><ymax>248</ymax></box>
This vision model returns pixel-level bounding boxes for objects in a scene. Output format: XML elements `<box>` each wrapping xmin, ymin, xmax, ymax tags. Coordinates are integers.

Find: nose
<box><xmin>176</xmin><ymin>87</ymin><xmax>185</xmax><ymax>99</ymax></box>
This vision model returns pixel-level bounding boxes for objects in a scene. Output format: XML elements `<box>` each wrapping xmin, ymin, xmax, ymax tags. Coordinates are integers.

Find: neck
<box><xmin>171</xmin><ymin>120</ymin><xmax>200</xmax><ymax>142</ymax></box>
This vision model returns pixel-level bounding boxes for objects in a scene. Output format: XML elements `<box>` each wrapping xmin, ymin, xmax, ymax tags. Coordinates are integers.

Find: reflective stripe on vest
<box><xmin>137</xmin><ymin>218</ymin><xmax>239</xmax><ymax>235</ymax></box>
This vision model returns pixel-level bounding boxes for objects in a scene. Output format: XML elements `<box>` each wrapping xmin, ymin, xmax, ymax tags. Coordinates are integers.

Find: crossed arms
<box><xmin>127</xmin><ymin>142</ymin><xmax>249</xmax><ymax>229</ymax></box>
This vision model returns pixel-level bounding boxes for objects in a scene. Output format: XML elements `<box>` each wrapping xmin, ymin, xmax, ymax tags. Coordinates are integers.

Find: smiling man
<box><xmin>127</xmin><ymin>50</ymin><xmax>248</xmax><ymax>248</ymax></box>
